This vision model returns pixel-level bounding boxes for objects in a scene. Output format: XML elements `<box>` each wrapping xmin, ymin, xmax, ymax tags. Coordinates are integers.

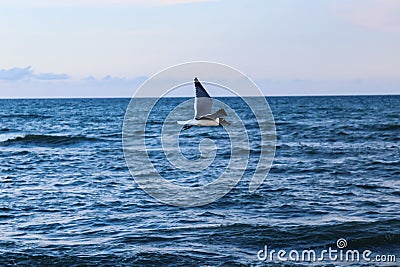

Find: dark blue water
<box><xmin>0</xmin><ymin>96</ymin><xmax>399</xmax><ymax>266</ymax></box>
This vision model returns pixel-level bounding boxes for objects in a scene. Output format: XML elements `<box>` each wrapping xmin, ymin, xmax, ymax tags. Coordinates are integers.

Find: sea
<box><xmin>0</xmin><ymin>95</ymin><xmax>399</xmax><ymax>266</ymax></box>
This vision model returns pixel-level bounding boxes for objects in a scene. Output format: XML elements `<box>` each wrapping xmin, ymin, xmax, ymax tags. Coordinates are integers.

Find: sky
<box><xmin>0</xmin><ymin>0</ymin><xmax>400</xmax><ymax>97</ymax></box>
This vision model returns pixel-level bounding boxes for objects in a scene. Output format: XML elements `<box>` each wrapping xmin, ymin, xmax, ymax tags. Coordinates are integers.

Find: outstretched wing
<box><xmin>194</xmin><ymin>77</ymin><xmax>212</xmax><ymax>119</ymax></box>
<box><xmin>200</xmin><ymin>108</ymin><xmax>227</xmax><ymax>120</ymax></box>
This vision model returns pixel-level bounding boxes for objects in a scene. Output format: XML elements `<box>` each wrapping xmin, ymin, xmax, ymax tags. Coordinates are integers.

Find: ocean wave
<box><xmin>350</xmin><ymin>233</ymin><xmax>400</xmax><ymax>248</ymax></box>
<box><xmin>0</xmin><ymin>252</ymin><xmax>240</xmax><ymax>267</ymax></box>
<box><xmin>0</xmin><ymin>113</ymin><xmax>53</xmax><ymax>119</ymax></box>
<box><xmin>370</xmin><ymin>123</ymin><xmax>400</xmax><ymax>131</ymax></box>
<box><xmin>0</xmin><ymin>220</ymin><xmax>398</xmax><ymax>266</ymax></box>
<box><xmin>170</xmin><ymin>219</ymin><xmax>400</xmax><ymax>249</ymax></box>
<box><xmin>100</xmin><ymin>133</ymin><xmax>122</xmax><ymax>138</ymax></box>
<box><xmin>0</xmin><ymin>134</ymin><xmax>101</xmax><ymax>147</ymax></box>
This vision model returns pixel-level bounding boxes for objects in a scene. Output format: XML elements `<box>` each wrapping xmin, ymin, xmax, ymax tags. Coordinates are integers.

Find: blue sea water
<box><xmin>0</xmin><ymin>95</ymin><xmax>399</xmax><ymax>266</ymax></box>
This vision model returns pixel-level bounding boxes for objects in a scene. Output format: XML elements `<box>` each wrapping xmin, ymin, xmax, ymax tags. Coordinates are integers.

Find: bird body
<box><xmin>177</xmin><ymin>118</ymin><xmax>220</xmax><ymax>127</ymax></box>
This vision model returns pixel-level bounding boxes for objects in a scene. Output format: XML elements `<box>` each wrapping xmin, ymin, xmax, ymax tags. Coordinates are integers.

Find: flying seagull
<box><xmin>177</xmin><ymin>77</ymin><xmax>231</xmax><ymax>130</ymax></box>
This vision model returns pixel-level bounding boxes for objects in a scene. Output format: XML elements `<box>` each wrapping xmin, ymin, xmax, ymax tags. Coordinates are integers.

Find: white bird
<box><xmin>177</xmin><ymin>77</ymin><xmax>231</xmax><ymax>130</ymax></box>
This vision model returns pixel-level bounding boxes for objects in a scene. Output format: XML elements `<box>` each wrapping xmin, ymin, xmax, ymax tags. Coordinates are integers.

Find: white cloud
<box><xmin>1</xmin><ymin>68</ymin><xmax>399</xmax><ymax>97</ymax></box>
<box><xmin>0</xmin><ymin>66</ymin><xmax>69</xmax><ymax>81</ymax></box>
<box><xmin>0</xmin><ymin>73</ymin><xmax>147</xmax><ymax>98</ymax></box>
<box><xmin>0</xmin><ymin>66</ymin><xmax>32</xmax><ymax>80</ymax></box>
<box><xmin>332</xmin><ymin>0</ymin><xmax>400</xmax><ymax>32</ymax></box>
<box><xmin>34</xmin><ymin>73</ymin><xmax>70</xmax><ymax>80</ymax></box>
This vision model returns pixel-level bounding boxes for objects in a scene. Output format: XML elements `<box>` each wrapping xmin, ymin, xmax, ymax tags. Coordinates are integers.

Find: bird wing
<box><xmin>199</xmin><ymin>108</ymin><xmax>227</xmax><ymax>120</ymax></box>
<box><xmin>194</xmin><ymin>77</ymin><xmax>212</xmax><ymax>119</ymax></box>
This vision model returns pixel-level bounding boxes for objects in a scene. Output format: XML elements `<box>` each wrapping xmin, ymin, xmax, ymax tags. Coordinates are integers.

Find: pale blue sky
<box><xmin>1</xmin><ymin>0</ymin><xmax>399</xmax><ymax>97</ymax></box>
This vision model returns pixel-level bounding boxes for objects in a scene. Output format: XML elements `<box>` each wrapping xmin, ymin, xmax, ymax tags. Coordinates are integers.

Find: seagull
<box><xmin>177</xmin><ymin>77</ymin><xmax>231</xmax><ymax>130</ymax></box>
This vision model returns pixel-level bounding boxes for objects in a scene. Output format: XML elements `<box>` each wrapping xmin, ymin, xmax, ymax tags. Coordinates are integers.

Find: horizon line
<box><xmin>0</xmin><ymin>93</ymin><xmax>399</xmax><ymax>100</ymax></box>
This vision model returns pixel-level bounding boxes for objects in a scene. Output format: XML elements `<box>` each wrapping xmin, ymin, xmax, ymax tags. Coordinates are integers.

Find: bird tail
<box><xmin>219</xmin><ymin>118</ymin><xmax>231</xmax><ymax>127</ymax></box>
